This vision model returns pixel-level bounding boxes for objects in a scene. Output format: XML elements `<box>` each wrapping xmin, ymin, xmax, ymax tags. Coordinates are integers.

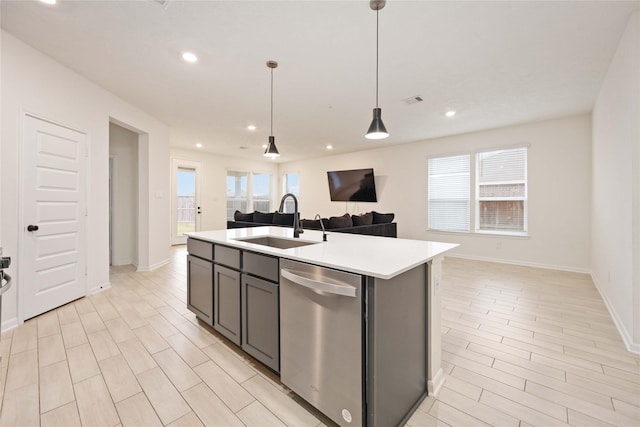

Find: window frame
<box><xmin>226</xmin><ymin>170</ymin><xmax>274</xmax><ymax>220</ymax></box>
<box><xmin>427</xmin><ymin>145</ymin><xmax>529</xmax><ymax>237</ymax></box>
<box><xmin>281</xmin><ymin>172</ymin><xmax>300</xmax><ymax>213</ymax></box>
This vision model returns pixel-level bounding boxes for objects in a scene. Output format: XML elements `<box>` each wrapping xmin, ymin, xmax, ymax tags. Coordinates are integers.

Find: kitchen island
<box><xmin>185</xmin><ymin>226</ymin><xmax>457</xmax><ymax>427</ymax></box>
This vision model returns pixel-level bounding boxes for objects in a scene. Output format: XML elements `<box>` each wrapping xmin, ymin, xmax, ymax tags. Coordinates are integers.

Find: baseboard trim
<box><xmin>1</xmin><ymin>317</ymin><xmax>18</xmax><ymax>333</ymax></box>
<box><xmin>111</xmin><ymin>259</ymin><xmax>136</xmax><ymax>267</ymax></box>
<box><xmin>89</xmin><ymin>283</ymin><xmax>112</xmax><ymax>295</ymax></box>
<box><xmin>137</xmin><ymin>258</ymin><xmax>170</xmax><ymax>273</ymax></box>
<box><xmin>447</xmin><ymin>254</ymin><xmax>591</xmax><ymax>274</ymax></box>
<box><xmin>591</xmin><ymin>273</ymin><xmax>640</xmax><ymax>355</ymax></box>
<box><xmin>428</xmin><ymin>367</ymin><xmax>445</xmax><ymax>396</ymax></box>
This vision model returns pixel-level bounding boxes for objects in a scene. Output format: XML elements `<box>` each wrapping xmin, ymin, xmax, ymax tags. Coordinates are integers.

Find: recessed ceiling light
<box><xmin>262</xmin><ymin>144</ymin><xmax>268</xmax><ymax>149</ymax></box>
<box><xmin>195</xmin><ymin>143</ymin><xmax>203</xmax><ymax>148</ymax></box>
<box><xmin>247</xmin><ymin>125</ymin><xmax>257</xmax><ymax>131</ymax></box>
<box><xmin>326</xmin><ymin>145</ymin><xmax>333</xmax><ymax>150</ymax></box>
<box><xmin>445</xmin><ymin>110</ymin><xmax>456</xmax><ymax>117</ymax></box>
<box><xmin>182</xmin><ymin>52</ymin><xmax>198</xmax><ymax>63</ymax></box>
<box><xmin>40</xmin><ymin>0</ymin><xmax>56</xmax><ymax>4</ymax></box>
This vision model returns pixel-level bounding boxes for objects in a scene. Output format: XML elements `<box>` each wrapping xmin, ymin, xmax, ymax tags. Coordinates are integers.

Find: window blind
<box><xmin>476</xmin><ymin>147</ymin><xmax>527</xmax><ymax>232</ymax></box>
<box><xmin>428</xmin><ymin>154</ymin><xmax>470</xmax><ymax>231</ymax></box>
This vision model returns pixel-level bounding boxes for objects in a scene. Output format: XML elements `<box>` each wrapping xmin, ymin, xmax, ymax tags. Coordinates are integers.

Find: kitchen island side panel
<box><xmin>367</xmin><ymin>263</ymin><xmax>428</xmax><ymax>427</ymax></box>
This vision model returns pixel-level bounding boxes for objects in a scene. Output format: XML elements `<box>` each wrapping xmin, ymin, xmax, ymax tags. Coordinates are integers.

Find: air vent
<box><xmin>151</xmin><ymin>0</ymin><xmax>171</xmax><ymax>9</ymax></box>
<box><xmin>403</xmin><ymin>95</ymin><xmax>423</xmax><ymax>105</ymax></box>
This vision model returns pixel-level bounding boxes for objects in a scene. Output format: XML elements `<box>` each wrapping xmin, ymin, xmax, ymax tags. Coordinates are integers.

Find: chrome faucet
<box><xmin>278</xmin><ymin>193</ymin><xmax>303</xmax><ymax>238</ymax></box>
<box><xmin>314</xmin><ymin>214</ymin><xmax>327</xmax><ymax>242</ymax></box>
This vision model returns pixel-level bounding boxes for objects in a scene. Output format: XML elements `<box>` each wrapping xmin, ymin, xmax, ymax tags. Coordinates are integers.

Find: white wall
<box><xmin>281</xmin><ymin>114</ymin><xmax>593</xmax><ymax>272</ymax></box>
<box><xmin>1</xmin><ymin>32</ymin><xmax>170</xmax><ymax>327</ymax></box>
<box><xmin>592</xmin><ymin>12</ymin><xmax>640</xmax><ymax>352</ymax></box>
<box><xmin>170</xmin><ymin>148</ymin><xmax>279</xmax><ymax>232</ymax></box>
<box><xmin>109</xmin><ymin>123</ymin><xmax>138</xmax><ymax>266</ymax></box>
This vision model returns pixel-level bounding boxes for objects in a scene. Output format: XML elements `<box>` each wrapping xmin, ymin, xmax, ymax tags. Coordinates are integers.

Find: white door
<box><xmin>22</xmin><ymin>115</ymin><xmax>87</xmax><ymax>320</ymax></box>
<box><xmin>171</xmin><ymin>159</ymin><xmax>201</xmax><ymax>245</ymax></box>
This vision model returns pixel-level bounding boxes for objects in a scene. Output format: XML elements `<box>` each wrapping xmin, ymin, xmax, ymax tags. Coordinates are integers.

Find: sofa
<box><xmin>227</xmin><ymin>210</ymin><xmax>397</xmax><ymax>238</ymax></box>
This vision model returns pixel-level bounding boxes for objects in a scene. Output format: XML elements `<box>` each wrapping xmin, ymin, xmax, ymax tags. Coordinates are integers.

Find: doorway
<box><xmin>108</xmin><ymin>123</ymin><xmax>139</xmax><ymax>266</ymax></box>
<box><xmin>171</xmin><ymin>159</ymin><xmax>201</xmax><ymax>245</ymax></box>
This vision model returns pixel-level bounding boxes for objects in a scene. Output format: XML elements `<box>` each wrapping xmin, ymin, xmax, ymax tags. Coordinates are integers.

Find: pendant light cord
<box><xmin>270</xmin><ymin>67</ymin><xmax>274</xmax><ymax>136</ymax></box>
<box><xmin>375</xmin><ymin>8</ymin><xmax>379</xmax><ymax>108</ymax></box>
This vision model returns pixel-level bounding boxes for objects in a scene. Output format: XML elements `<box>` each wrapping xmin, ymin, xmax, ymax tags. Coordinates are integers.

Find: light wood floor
<box><xmin>0</xmin><ymin>247</ymin><xmax>638</xmax><ymax>426</ymax></box>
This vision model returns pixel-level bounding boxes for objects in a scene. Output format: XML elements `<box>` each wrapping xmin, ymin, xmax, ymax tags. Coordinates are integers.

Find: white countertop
<box><xmin>186</xmin><ymin>227</ymin><xmax>458</xmax><ymax>280</ymax></box>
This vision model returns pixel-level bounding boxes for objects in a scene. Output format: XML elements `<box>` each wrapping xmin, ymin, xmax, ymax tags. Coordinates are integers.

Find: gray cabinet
<box><xmin>242</xmin><ymin>274</ymin><xmax>279</xmax><ymax>372</ymax></box>
<box><xmin>213</xmin><ymin>264</ymin><xmax>241</xmax><ymax>345</ymax></box>
<box><xmin>186</xmin><ymin>238</ymin><xmax>280</xmax><ymax>373</ymax></box>
<box><xmin>187</xmin><ymin>254</ymin><xmax>213</xmax><ymax>326</ymax></box>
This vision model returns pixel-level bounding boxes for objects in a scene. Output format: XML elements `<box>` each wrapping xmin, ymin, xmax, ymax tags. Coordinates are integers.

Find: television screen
<box><xmin>327</xmin><ymin>168</ymin><xmax>378</xmax><ymax>202</ymax></box>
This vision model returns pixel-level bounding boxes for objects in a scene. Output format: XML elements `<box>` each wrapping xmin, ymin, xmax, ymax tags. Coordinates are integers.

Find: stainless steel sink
<box><xmin>233</xmin><ymin>236</ymin><xmax>319</xmax><ymax>249</ymax></box>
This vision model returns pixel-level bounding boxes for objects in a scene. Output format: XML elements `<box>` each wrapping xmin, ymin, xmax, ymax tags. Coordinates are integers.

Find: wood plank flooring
<box><xmin>407</xmin><ymin>257</ymin><xmax>640</xmax><ymax>427</ymax></box>
<box><xmin>1</xmin><ymin>247</ymin><xmax>638</xmax><ymax>426</ymax></box>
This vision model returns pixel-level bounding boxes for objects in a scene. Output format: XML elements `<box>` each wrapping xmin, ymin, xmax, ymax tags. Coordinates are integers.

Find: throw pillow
<box><xmin>372</xmin><ymin>211</ymin><xmax>395</xmax><ymax>224</ymax></box>
<box><xmin>327</xmin><ymin>213</ymin><xmax>353</xmax><ymax>229</ymax></box>
<box><xmin>234</xmin><ymin>210</ymin><xmax>254</xmax><ymax>222</ymax></box>
<box><xmin>254</xmin><ymin>211</ymin><xmax>274</xmax><ymax>224</ymax></box>
<box><xmin>301</xmin><ymin>218</ymin><xmax>328</xmax><ymax>230</ymax></box>
<box><xmin>273</xmin><ymin>212</ymin><xmax>295</xmax><ymax>226</ymax></box>
<box><xmin>352</xmin><ymin>212</ymin><xmax>373</xmax><ymax>226</ymax></box>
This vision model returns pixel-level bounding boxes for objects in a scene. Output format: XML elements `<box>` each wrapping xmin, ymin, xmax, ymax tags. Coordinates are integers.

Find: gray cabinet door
<box><xmin>187</xmin><ymin>254</ymin><xmax>213</xmax><ymax>326</ymax></box>
<box><xmin>213</xmin><ymin>264</ymin><xmax>241</xmax><ymax>345</ymax></box>
<box><xmin>242</xmin><ymin>275</ymin><xmax>279</xmax><ymax>372</ymax></box>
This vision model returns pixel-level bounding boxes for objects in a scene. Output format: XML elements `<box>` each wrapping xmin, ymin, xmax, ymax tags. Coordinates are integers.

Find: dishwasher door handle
<box><xmin>281</xmin><ymin>269</ymin><xmax>357</xmax><ymax>298</ymax></box>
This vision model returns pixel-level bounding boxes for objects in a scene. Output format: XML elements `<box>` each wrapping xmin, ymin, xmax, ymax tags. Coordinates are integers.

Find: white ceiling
<box><xmin>2</xmin><ymin>0</ymin><xmax>638</xmax><ymax>162</ymax></box>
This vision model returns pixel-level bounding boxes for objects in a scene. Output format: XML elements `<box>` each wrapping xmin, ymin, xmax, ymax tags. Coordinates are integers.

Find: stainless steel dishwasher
<box><xmin>280</xmin><ymin>259</ymin><xmax>363</xmax><ymax>427</ymax></box>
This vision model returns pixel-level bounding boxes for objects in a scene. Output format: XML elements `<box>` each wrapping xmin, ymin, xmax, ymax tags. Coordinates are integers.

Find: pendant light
<box><xmin>264</xmin><ymin>60</ymin><xmax>280</xmax><ymax>158</ymax></box>
<box><xmin>366</xmin><ymin>0</ymin><xmax>389</xmax><ymax>140</ymax></box>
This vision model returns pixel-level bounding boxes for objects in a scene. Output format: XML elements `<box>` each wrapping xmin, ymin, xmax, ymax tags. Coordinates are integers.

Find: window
<box><xmin>476</xmin><ymin>147</ymin><xmax>527</xmax><ymax>233</ymax></box>
<box><xmin>281</xmin><ymin>173</ymin><xmax>300</xmax><ymax>213</ymax></box>
<box><xmin>226</xmin><ymin>171</ymin><xmax>273</xmax><ymax>220</ymax></box>
<box><xmin>176</xmin><ymin>167</ymin><xmax>196</xmax><ymax>234</ymax></box>
<box><xmin>226</xmin><ymin>171</ymin><xmax>248</xmax><ymax>220</ymax></box>
<box><xmin>252</xmin><ymin>173</ymin><xmax>272</xmax><ymax>212</ymax></box>
<box><xmin>428</xmin><ymin>146</ymin><xmax>528</xmax><ymax>235</ymax></box>
<box><xmin>428</xmin><ymin>155</ymin><xmax>470</xmax><ymax>232</ymax></box>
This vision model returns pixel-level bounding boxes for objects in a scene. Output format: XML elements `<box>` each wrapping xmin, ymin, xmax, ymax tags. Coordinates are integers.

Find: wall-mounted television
<box><xmin>327</xmin><ymin>168</ymin><xmax>378</xmax><ymax>202</ymax></box>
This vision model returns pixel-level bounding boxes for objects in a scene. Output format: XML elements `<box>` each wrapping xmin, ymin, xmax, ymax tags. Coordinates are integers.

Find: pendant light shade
<box><xmin>264</xmin><ymin>60</ymin><xmax>281</xmax><ymax>158</ymax></box>
<box><xmin>366</xmin><ymin>107</ymin><xmax>388</xmax><ymax>139</ymax></box>
<box><xmin>366</xmin><ymin>0</ymin><xmax>389</xmax><ymax>140</ymax></box>
<box><xmin>264</xmin><ymin>135</ymin><xmax>280</xmax><ymax>158</ymax></box>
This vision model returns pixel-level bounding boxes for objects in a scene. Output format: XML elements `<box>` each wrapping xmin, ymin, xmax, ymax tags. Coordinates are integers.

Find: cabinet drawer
<box><xmin>243</xmin><ymin>251</ymin><xmax>279</xmax><ymax>282</ymax></box>
<box><xmin>215</xmin><ymin>245</ymin><xmax>241</xmax><ymax>269</ymax></box>
<box><xmin>187</xmin><ymin>238</ymin><xmax>213</xmax><ymax>260</ymax></box>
